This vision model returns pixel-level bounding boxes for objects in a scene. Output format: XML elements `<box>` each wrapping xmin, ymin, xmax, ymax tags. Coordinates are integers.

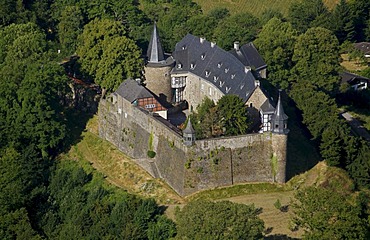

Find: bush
<box><xmin>147</xmin><ymin>150</ymin><xmax>156</xmax><ymax>158</ymax></box>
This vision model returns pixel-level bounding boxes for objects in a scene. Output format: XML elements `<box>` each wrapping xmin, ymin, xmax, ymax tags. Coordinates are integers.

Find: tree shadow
<box><xmin>60</xmin><ymin>86</ymin><xmax>100</xmax><ymax>154</ymax></box>
<box><xmin>264</xmin><ymin>234</ymin><xmax>300</xmax><ymax>240</ymax></box>
<box><xmin>285</xmin><ymin>96</ymin><xmax>320</xmax><ymax>181</ymax></box>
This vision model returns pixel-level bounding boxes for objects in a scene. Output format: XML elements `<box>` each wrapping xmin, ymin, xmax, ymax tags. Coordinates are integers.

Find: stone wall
<box><xmin>99</xmin><ymin>96</ymin><xmax>287</xmax><ymax>196</ymax></box>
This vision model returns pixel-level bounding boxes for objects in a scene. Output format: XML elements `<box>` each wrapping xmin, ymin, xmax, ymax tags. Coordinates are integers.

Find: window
<box><xmin>201</xmin><ymin>84</ymin><xmax>204</xmax><ymax>91</ymax></box>
<box><xmin>209</xmin><ymin>87</ymin><xmax>212</xmax><ymax>96</ymax></box>
<box><xmin>250</xmin><ymin>103</ymin><xmax>253</xmax><ymax>107</ymax></box>
<box><xmin>205</xmin><ymin>70</ymin><xmax>210</xmax><ymax>77</ymax></box>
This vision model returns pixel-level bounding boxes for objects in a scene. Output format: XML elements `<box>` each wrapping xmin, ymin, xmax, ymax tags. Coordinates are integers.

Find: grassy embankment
<box><xmin>193</xmin><ymin>0</ymin><xmax>339</xmax><ymax>16</ymax></box>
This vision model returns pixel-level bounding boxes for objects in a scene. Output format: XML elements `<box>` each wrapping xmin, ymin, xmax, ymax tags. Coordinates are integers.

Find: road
<box><xmin>341</xmin><ymin>112</ymin><xmax>370</xmax><ymax>142</ymax></box>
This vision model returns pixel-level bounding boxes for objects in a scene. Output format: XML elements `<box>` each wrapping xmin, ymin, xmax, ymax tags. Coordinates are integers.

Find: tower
<box><xmin>144</xmin><ymin>23</ymin><xmax>174</xmax><ymax>102</ymax></box>
<box><xmin>271</xmin><ymin>90</ymin><xmax>289</xmax><ymax>183</ymax></box>
<box><xmin>183</xmin><ymin>118</ymin><xmax>196</xmax><ymax>146</ymax></box>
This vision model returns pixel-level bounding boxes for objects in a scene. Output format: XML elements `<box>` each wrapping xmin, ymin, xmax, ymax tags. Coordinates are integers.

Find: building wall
<box><xmin>99</xmin><ymin>95</ymin><xmax>288</xmax><ymax>196</ymax></box>
<box><xmin>178</xmin><ymin>72</ymin><xmax>224</xmax><ymax>111</ymax></box>
<box><xmin>245</xmin><ymin>86</ymin><xmax>269</xmax><ymax>128</ymax></box>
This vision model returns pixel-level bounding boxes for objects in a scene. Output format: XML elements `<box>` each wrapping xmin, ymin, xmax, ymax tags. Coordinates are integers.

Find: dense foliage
<box><xmin>292</xmin><ymin>187</ymin><xmax>370</xmax><ymax>239</ymax></box>
<box><xmin>175</xmin><ymin>200</ymin><xmax>264</xmax><ymax>239</ymax></box>
<box><xmin>190</xmin><ymin>95</ymin><xmax>250</xmax><ymax>139</ymax></box>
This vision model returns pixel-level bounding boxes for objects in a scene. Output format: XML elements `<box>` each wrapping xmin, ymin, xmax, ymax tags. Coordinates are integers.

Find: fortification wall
<box><xmin>99</xmin><ymin>97</ymin><xmax>287</xmax><ymax>196</ymax></box>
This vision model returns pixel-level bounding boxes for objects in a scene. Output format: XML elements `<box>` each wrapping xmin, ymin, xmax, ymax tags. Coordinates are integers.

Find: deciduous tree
<box><xmin>77</xmin><ymin>18</ymin><xmax>142</xmax><ymax>94</ymax></box>
<box><xmin>175</xmin><ymin>200</ymin><xmax>264</xmax><ymax>239</ymax></box>
<box><xmin>292</xmin><ymin>187</ymin><xmax>368</xmax><ymax>239</ymax></box>
<box><xmin>255</xmin><ymin>18</ymin><xmax>298</xmax><ymax>89</ymax></box>
<box><xmin>213</xmin><ymin>13</ymin><xmax>260</xmax><ymax>50</ymax></box>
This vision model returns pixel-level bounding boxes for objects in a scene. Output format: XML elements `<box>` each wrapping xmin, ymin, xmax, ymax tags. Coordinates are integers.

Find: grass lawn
<box><xmin>193</xmin><ymin>0</ymin><xmax>339</xmax><ymax>16</ymax></box>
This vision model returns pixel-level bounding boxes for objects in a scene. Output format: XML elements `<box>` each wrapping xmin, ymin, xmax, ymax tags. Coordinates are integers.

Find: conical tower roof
<box><xmin>274</xmin><ymin>91</ymin><xmax>288</xmax><ymax>121</ymax></box>
<box><xmin>183</xmin><ymin>118</ymin><xmax>195</xmax><ymax>134</ymax></box>
<box><xmin>147</xmin><ymin>23</ymin><xmax>165</xmax><ymax>63</ymax></box>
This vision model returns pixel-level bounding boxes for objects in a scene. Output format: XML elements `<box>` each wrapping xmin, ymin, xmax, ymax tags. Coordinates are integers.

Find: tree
<box><xmin>57</xmin><ymin>6</ymin><xmax>84</xmax><ymax>56</ymax></box>
<box><xmin>213</xmin><ymin>13</ymin><xmax>260</xmax><ymax>50</ymax></box>
<box><xmin>291</xmin><ymin>27</ymin><xmax>340</xmax><ymax>93</ymax></box>
<box><xmin>288</xmin><ymin>0</ymin><xmax>329</xmax><ymax>33</ymax></box>
<box><xmin>77</xmin><ymin>18</ymin><xmax>142</xmax><ymax>94</ymax></box>
<box><xmin>347</xmin><ymin>141</ymin><xmax>370</xmax><ymax>188</ymax></box>
<box><xmin>190</xmin><ymin>97</ymin><xmax>218</xmax><ymax>139</ymax></box>
<box><xmin>292</xmin><ymin>187</ymin><xmax>368</xmax><ymax>239</ymax></box>
<box><xmin>175</xmin><ymin>200</ymin><xmax>264</xmax><ymax>239</ymax></box>
<box><xmin>255</xmin><ymin>18</ymin><xmax>298</xmax><ymax>89</ymax></box>
<box><xmin>260</xmin><ymin>9</ymin><xmax>283</xmax><ymax>25</ymax></box>
<box><xmin>217</xmin><ymin>95</ymin><xmax>249</xmax><ymax>136</ymax></box>
<box><xmin>328</xmin><ymin>0</ymin><xmax>355</xmax><ymax>43</ymax></box>
<box><xmin>349</xmin><ymin>0</ymin><xmax>370</xmax><ymax>42</ymax></box>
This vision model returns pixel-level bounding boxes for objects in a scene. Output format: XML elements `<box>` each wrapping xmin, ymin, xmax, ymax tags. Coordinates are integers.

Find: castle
<box><xmin>99</xmin><ymin>24</ymin><xmax>289</xmax><ymax>196</ymax></box>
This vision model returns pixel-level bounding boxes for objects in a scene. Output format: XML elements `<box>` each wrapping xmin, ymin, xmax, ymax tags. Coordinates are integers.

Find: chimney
<box><xmin>234</xmin><ymin>41</ymin><xmax>240</xmax><ymax>51</ymax></box>
<box><xmin>200</xmin><ymin>37</ymin><xmax>205</xmax><ymax>44</ymax></box>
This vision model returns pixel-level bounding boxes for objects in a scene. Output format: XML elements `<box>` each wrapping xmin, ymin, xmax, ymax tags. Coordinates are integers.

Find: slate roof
<box><xmin>229</xmin><ymin>42</ymin><xmax>267</xmax><ymax>71</ymax></box>
<box><xmin>354</xmin><ymin>42</ymin><xmax>370</xmax><ymax>55</ymax></box>
<box><xmin>172</xmin><ymin>34</ymin><xmax>257</xmax><ymax>102</ymax></box>
<box><xmin>147</xmin><ymin>23</ymin><xmax>165</xmax><ymax>63</ymax></box>
<box><xmin>116</xmin><ymin>79</ymin><xmax>154</xmax><ymax>102</ymax></box>
<box><xmin>340</xmin><ymin>71</ymin><xmax>370</xmax><ymax>85</ymax></box>
<box><xmin>183</xmin><ymin>118</ymin><xmax>195</xmax><ymax>134</ymax></box>
<box><xmin>260</xmin><ymin>99</ymin><xmax>275</xmax><ymax>114</ymax></box>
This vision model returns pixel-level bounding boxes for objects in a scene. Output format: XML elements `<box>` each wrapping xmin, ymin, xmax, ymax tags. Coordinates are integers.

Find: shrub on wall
<box><xmin>147</xmin><ymin>150</ymin><xmax>156</xmax><ymax>158</ymax></box>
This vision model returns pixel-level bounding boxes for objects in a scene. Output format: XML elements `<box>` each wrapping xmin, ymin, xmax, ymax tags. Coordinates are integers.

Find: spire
<box><xmin>271</xmin><ymin>90</ymin><xmax>289</xmax><ymax>134</ymax></box>
<box><xmin>147</xmin><ymin>23</ymin><xmax>165</xmax><ymax>63</ymax></box>
<box><xmin>183</xmin><ymin>118</ymin><xmax>196</xmax><ymax>146</ymax></box>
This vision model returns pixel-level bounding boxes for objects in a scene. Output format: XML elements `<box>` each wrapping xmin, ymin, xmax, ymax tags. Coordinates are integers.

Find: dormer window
<box><xmin>240</xmin><ymin>84</ymin><xmax>244</xmax><ymax>89</ymax></box>
<box><xmin>226</xmin><ymin>87</ymin><xmax>231</xmax><ymax>93</ymax></box>
<box><xmin>190</xmin><ymin>63</ymin><xmax>196</xmax><ymax>69</ymax></box>
<box><xmin>219</xmin><ymin>81</ymin><xmax>224</xmax><ymax>87</ymax></box>
<box><xmin>225</xmin><ymin>67</ymin><xmax>229</xmax><ymax>73</ymax></box>
<box><xmin>205</xmin><ymin>70</ymin><xmax>210</xmax><ymax>77</ymax></box>
<box><xmin>213</xmin><ymin>76</ymin><xmax>219</xmax><ymax>82</ymax></box>
<box><xmin>217</xmin><ymin>62</ymin><xmax>222</xmax><ymax>68</ymax></box>
<box><xmin>201</xmin><ymin>53</ymin><xmax>206</xmax><ymax>60</ymax></box>
<box><xmin>177</xmin><ymin>63</ymin><xmax>182</xmax><ymax>69</ymax></box>
<box><xmin>231</xmin><ymin>74</ymin><xmax>236</xmax><ymax>79</ymax></box>
<box><xmin>182</xmin><ymin>45</ymin><xmax>186</xmax><ymax>50</ymax></box>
